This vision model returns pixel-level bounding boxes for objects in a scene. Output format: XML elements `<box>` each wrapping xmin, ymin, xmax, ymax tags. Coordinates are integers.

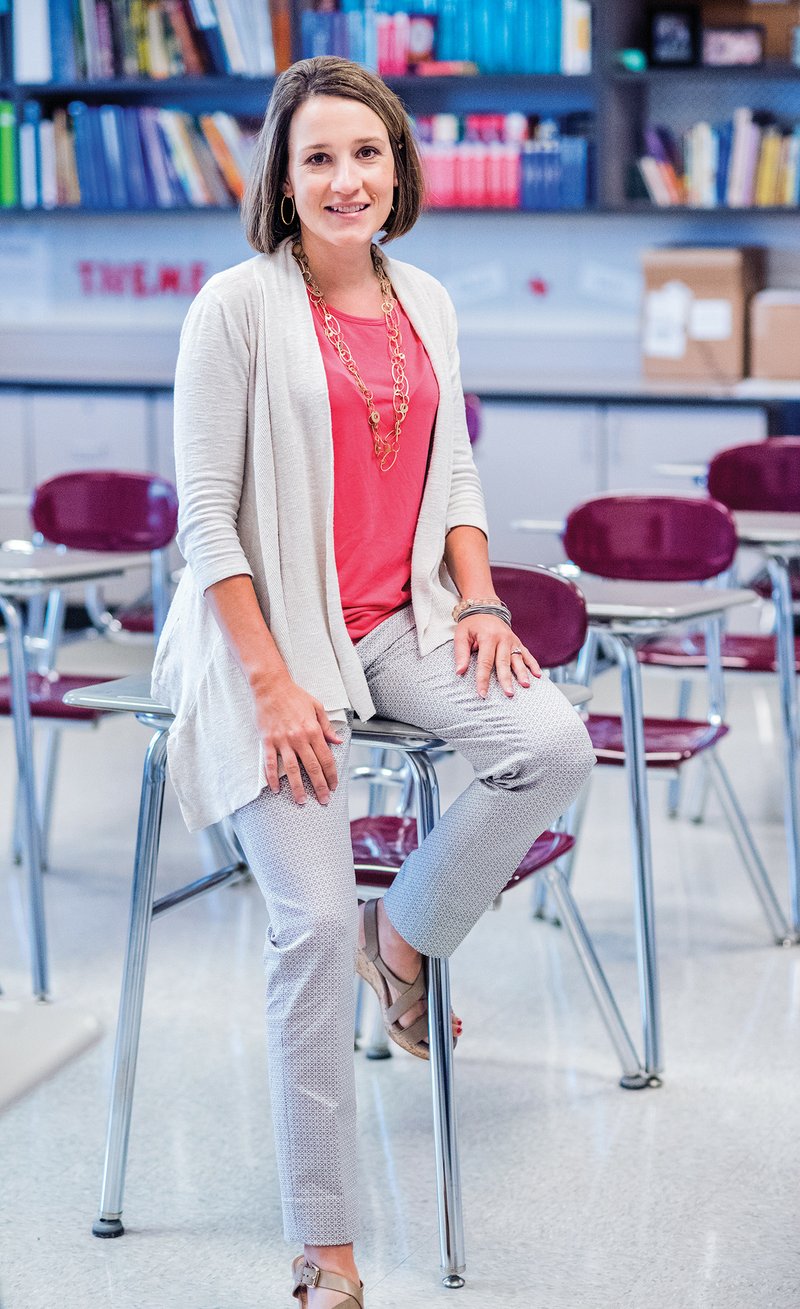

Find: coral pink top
<box><xmin>311</xmin><ymin>296</ymin><xmax>440</xmax><ymax>641</ymax></box>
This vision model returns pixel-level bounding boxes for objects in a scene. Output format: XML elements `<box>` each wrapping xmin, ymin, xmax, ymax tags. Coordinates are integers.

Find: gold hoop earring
<box><xmin>280</xmin><ymin>194</ymin><xmax>296</xmax><ymax>226</ymax></box>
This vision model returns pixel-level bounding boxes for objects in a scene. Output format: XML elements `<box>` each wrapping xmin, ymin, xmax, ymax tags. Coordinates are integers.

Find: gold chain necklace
<box><xmin>292</xmin><ymin>240</ymin><xmax>409</xmax><ymax>472</ymax></box>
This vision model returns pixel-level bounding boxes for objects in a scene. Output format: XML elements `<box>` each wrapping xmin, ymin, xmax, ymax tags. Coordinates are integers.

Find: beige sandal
<box><xmin>356</xmin><ymin>898</ymin><xmax>457</xmax><ymax>1061</ymax></box>
<box><xmin>291</xmin><ymin>1255</ymin><xmax>364</xmax><ymax>1307</ymax></box>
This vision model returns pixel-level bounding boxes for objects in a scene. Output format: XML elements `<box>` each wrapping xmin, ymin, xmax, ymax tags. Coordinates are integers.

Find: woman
<box><xmin>153</xmin><ymin>55</ymin><xmax>595</xmax><ymax>1309</ymax></box>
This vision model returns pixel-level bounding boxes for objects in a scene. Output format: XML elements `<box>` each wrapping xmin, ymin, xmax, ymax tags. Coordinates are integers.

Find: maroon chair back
<box><xmin>563</xmin><ymin>495</ymin><xmax>737</xmax><ymax>582</ymax></box>
<box><xmin>31</xmin><ymin>471</ymin><xmax>179</xmax><ymax>552</ymax></box>
<box><xmin>490</xmin><ymin>564</ymin><xmax>587</xmax><ymax>669</ymax></box>
<box><xmin>464</xmin><ymin>393</ymin><xmax>482</xmax><ymax>446</ymax></box>
<box><xmin>707</xmin><ymin>438</ymin><xmax>800</xmax><ymax>513</ymax></box>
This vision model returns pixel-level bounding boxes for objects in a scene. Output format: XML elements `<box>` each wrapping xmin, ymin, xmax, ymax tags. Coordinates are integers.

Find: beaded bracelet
<box><xmin>452</xmin><ymin>596</ymin><xmax>510</xmax><ymax>623</ymax></box>
<box><xmin>456</xmin><ymin>605</ymin><xmax>513</xmax><ymax>627</ymax></box>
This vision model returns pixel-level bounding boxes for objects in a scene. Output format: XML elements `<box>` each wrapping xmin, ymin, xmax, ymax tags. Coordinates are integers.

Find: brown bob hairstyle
<box><xmin>242</xmin><ymin>56</ymin><xmax>425</xmax><ymax>254</ymax></box>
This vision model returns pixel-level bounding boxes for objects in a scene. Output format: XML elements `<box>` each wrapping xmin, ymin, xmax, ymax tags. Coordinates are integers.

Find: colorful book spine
<box><xmin>639</xmin><ymin>107</ymin><xmax>800</xmax><ymax>210</ymax></box>
<box><xmin>13</xmin><ymin>98</ymin><xmax>256</xmax><ymax>210</ymax></box>
<box><xmin>13</xmin><ymin>0</ymin><xmax>53</xmax><ymax>82</ymax></box>
<box><xmin>0</xmin><ymin>98</ymin><xmax>18</xmax><ymax>206</ymax></box>
<box><xmin>417</xmin><ymin>109</ymin><xmax>590</xmax><ymax>210</ymax></box>
<box><xmin>20</xmin><ymin>100</ymin><xmax>42</xmax><ymax>208</ymax></box>
<box><xmin>49</xmin><ymin>0</ymin><xmax>79</xmax><ymax>81</ymax></box>
<box><xmin>296</xmin><ymin>0</ymin><xmax>589</xmax><ymax>74</ymax></box>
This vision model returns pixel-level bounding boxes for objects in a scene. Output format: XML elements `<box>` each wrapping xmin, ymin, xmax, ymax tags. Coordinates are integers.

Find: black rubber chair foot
<box><xmin>93</xmin><ymin>1217</ymin><xmax>124</xmax><ymax>1238</ymax></box>
<box><xmin>619</xmin><ymin>1071</ymin><xmax>663</xmax><ymax>1091</ymax></box>
<box><xmin>365</xmin><ymin>1047</ymin><xmax>393</xmax><ymax>1060</ymax></box>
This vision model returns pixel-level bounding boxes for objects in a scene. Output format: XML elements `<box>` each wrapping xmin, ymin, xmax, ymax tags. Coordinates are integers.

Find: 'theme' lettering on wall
<box><xmin>76</xmin><ymin>260</ymin><xmax>208</xmax><ymax>297</ymax></box>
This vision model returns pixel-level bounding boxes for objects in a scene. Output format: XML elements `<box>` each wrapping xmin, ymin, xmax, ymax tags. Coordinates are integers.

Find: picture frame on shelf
<box><xmin>702</xmin><ymin>26</ymin><xmax>765</xmax><ymax>68</ymax></box>
<box><xmin>407</xmin><ymin>16</ymin><xmax>437</xmax><ymax>70</ymax></box>
<box><xmin>648</xmin><ymin>6</ymin><xmax>701</xmax><ymax>68</ymax></box>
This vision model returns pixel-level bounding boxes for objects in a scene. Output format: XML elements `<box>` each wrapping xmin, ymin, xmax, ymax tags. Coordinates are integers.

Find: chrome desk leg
<box><xmin>667</xmin><ymin>678</ymin><xmax>692</xmax><ymax>819</ymax></box>
<box><xmin>544</xmin><ymin>866</ymin><xmax>647</xmax><ymax>1089</ymax></box>
<box><xmin>93</xmin><ymin>726</ymin><xmax>169</xmax><ymax>1238</ymax></box>
<box><xmin>0</xmin><ymin>595</ymin><xmax>48</xmax><ymax>999</ymax></box>
<box><xmin>407</xmin><ymin>750</ymin><xmax>466</xmax><ymax>1289</ymax></box>
<box><xmin>604</xmin><ymin>632</ymin><xmax>663</xmax><ymax>1084</ymax></box>
<box><xmin>705</xmin><ymin>754</ymin><xmax>792</xmax><ymax>944</ymax></box>
<box><xmin>39</xmin><ymin>727</ymin><xmax>62</xmax><ymax>873</ymax></box>
<box><xmin>150</xmin><ymin>550</ymin><xmax>171</xmax><ymax>642</ymax></box>
<box><xmin>768</xmin><ymin>556</ymin><xmax>800</xmax><ymax>937</ymax></box>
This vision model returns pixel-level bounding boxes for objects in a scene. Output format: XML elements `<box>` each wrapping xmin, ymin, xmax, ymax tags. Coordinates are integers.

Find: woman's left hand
<box><xmin>453</xmin><ymin>614</ymin><xmax>542</xmax><ymax>699</ymax></box>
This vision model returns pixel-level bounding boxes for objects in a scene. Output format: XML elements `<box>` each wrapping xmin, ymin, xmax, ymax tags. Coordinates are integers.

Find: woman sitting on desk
<box><xmin>153</xmin><ymin>55</ymin><xmax>594</xmax><ymax>1309</ymax></box>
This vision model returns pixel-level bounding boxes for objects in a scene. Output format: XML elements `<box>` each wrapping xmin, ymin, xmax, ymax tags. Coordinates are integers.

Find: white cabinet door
<box><xmin>473</xmin><ymin>403</ymin><xmax>600</xmax><ymax>566</ymax></box>
<box><xmin>604</xmin><ymin>404</ymin><xmax>767</xmax><ymax>495</ymax></box>
<box><xmin>0</xmin><ymin>390</ymin><xmax>31</xmax><ymax>541</ymax></box>
<box><xmin>30</xmin><ymin>392</ymin><xmax>149</xmax><ymax>483</ymax></box>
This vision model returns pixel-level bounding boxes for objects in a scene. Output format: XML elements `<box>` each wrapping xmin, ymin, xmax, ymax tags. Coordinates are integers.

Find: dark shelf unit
<box><xmin>2</xmin><ymin>0</ymin><xmax>800</xmax><ymax>218</ymax></box>
<box><xmin>611</xmin><ymin>62</ymin><xmax>800</xmax><ymax>84</ymax></box>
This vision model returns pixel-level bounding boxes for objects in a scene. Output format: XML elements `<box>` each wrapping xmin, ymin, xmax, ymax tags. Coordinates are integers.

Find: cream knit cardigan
<box><xmin>152</xmin><ymin>237</ymin><xmax>489</xmax><ymax>832</ymax></box>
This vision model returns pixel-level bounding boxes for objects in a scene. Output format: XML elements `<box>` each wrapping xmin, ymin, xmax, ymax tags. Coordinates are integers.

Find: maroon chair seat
<box><xmin>117</xmin><ymin>605</ymin><xmax>155</xmax><ymax>635</ymax></box>
<box><xmin>586</xmin><ymin>714</ymin><xmax>728</xmax><ymax>768</ymax></box>
<box><xmin>351</xmin><ymin>814</ymin><xmax>574</xmax><ymax>892</ymax></box>
<box><xmin>707</xmin><ymin>439</ymin><xmax>800</xmax><ymax>603</ymax></box>
<box><xmin>639</xmin><ymin>632</ymin><xmax>800</xmax><ymax>675</ymax></box>
<box><xmin>464</xmin><ymin>393</ymin><xmax>482</xmax><ymax>446</ymax></box>
<box><xmin>31</xmin><ymin>470</ymin><xmax>178</xmax><ymax>552</ymax></box>
<box><xmin>707</xmin><ymin>437</ymin><xmax>800</xmax><ymax>514</ymax></box>
<box><xmin>0</xmin><ymin>673</ymin><xmax>113</xmax><ymax>723</ymax></box>
<box><xmin>750</xmin><ymin>562</ymin><xmax>800</xmax><ymax>602</ymax></box>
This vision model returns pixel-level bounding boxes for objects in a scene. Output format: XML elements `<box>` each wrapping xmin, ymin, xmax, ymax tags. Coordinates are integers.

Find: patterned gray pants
<box><xmin>230</xmin><ymin>605</ymin><xmax>595</xmax><ymax>1245</ymax></box>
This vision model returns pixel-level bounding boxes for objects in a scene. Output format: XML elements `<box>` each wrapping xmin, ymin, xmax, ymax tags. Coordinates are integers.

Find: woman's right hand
<box><xmin>251</xmin><ymin>674</ymin><xmax>343</xmax><ymax>806</ymax></box>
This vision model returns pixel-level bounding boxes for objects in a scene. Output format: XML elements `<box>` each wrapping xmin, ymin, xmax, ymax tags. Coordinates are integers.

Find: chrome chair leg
<box><xmin>150</xmin><ymin>549</ymin><xmax>171</xmax><ymax>642</ymax></box>
<box><xmin>366</xmin><ymin>746</ymin><xmax>390</xmax><ymax>819</ymax></box>
<box><xmin>705</xmin><ymin>752</ymin><xmax>793</xmax><ymax>945</ymax></box>
<box><xmin>39</xmin><ymin>726</ymin><xmax>62</xmax><ymax>873</ymax></box>
<box><xmin>406</xmin><ymin>751</ymin><xmax>466</xmax><ymax>1288</ymax></box>
<box><xmin>0</xmin><ymin>594</ymin><xmax>48</xmax><ymax>999</ymax></box>
<box><xmin>603</xmin><ymin>632</ymin><xmax>663</xmax><ymax>1083</ymax></box>
<box><xmin>93</xmin><ymin>727</ymin><xmax>169</xmax><ymax>1237</ymax></box>
<box><xmin>687</xmin><ymin>755</ymin><xmax>712</xmax><ymax>825</ymax></box>
<box><xmin>11</xmin><ymin>772</ymin><xmax>25</xmax><ymax>866</ymax></box>
<box><xmin>768</xmin><ymin>556</ymin><xmax>800</xmax><ymax>935</ymax></box>
<box><xmin>354</xmin><ymin>974</ymin><xmax>366</xmax><ymax>1047</ymax></box>
<box><xmin>666</xmin><ymin>678</ymin><xmax>692</xmax><ymax>818</ymax></box>
<box><xmin>365</xmin><ymin>986</ymin><xmax>391</xmax><ymax>1060</ymax></box>
<box><xmin>200</xmin><ymin>819</ymin><xmax>247</xmax><ymax>878</ymax></box>
<box><xmin>532</xmin><ymin>781</ymin><xmax>590</xmax><ymax>924</ymax></box>
<box><xmin>543</xmin><ymin>866</ymin><xmax>650</xmax><ymax>1089</ymax></box>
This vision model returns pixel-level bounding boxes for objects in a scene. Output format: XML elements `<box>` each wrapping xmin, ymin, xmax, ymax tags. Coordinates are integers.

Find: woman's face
<box><xmin>284</xmin><ymin>95</ymin><xmax>397</xmax><ymax>254</ymax></box>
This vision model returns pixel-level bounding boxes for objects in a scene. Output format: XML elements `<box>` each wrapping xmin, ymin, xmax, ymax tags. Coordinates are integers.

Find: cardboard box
<box><xmin>641</xmin><ymin>247</ymin><xmax>765</xmax><ymax>382</ymax></box>
<box><xmin>750</xmin><ymin>291</ymin><xmax>800</xmax><ymax>380</ymax></box>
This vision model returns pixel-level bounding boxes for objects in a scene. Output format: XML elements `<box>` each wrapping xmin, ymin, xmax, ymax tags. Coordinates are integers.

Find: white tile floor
<box><xmin>1</xmin><ymin>637</ymin><xmax>799</xmax><ymax>1309</ymax></box>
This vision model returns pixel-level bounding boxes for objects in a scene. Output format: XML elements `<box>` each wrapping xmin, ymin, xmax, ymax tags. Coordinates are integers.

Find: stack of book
<box><xmin>4</xmin><ymin>100</ymin><xmax>256</xmax><ymax>209</ymax></box>
<box><xmin>638</xmin><ymin>110</ymin><xmax>800</xmax><ymax>209</ymax></box>
<box><xmin>12</xmin><ymin>0</ymin><xmax>276</xmax><ymax>83</ymax></box>
<box><xmin>300</xmin><ymin>0</ymin><xmax>592</xmax><ymax>76</ymax></box>
<box><xmin>417</xmin><ymin>111</ymin><xmax>592</xmax><ymax>209</ymax></box>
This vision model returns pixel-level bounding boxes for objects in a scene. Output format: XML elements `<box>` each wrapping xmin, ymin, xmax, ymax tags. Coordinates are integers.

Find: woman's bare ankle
<box><xmin>303</xmin><ymin>1242</ymin><xmax>359</xmax><ymax>1281</ymax></box>
<box><xmin>375</xmin><ymin>898</ymin><xmax>420</xmax><ymax>972</ymax></box>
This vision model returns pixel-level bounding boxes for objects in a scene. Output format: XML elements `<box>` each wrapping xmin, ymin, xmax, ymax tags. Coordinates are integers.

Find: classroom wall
<box><xmin>4</xmin><ymin>209</ymin><xmax>800</xmax><ymax>386</ymax></box>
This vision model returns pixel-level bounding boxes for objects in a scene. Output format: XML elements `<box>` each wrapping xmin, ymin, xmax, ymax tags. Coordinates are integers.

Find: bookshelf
<box><xmin>0</xmin><ymin>1</ymin><xmax>799</xmax><ymax>216</ymax></box>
